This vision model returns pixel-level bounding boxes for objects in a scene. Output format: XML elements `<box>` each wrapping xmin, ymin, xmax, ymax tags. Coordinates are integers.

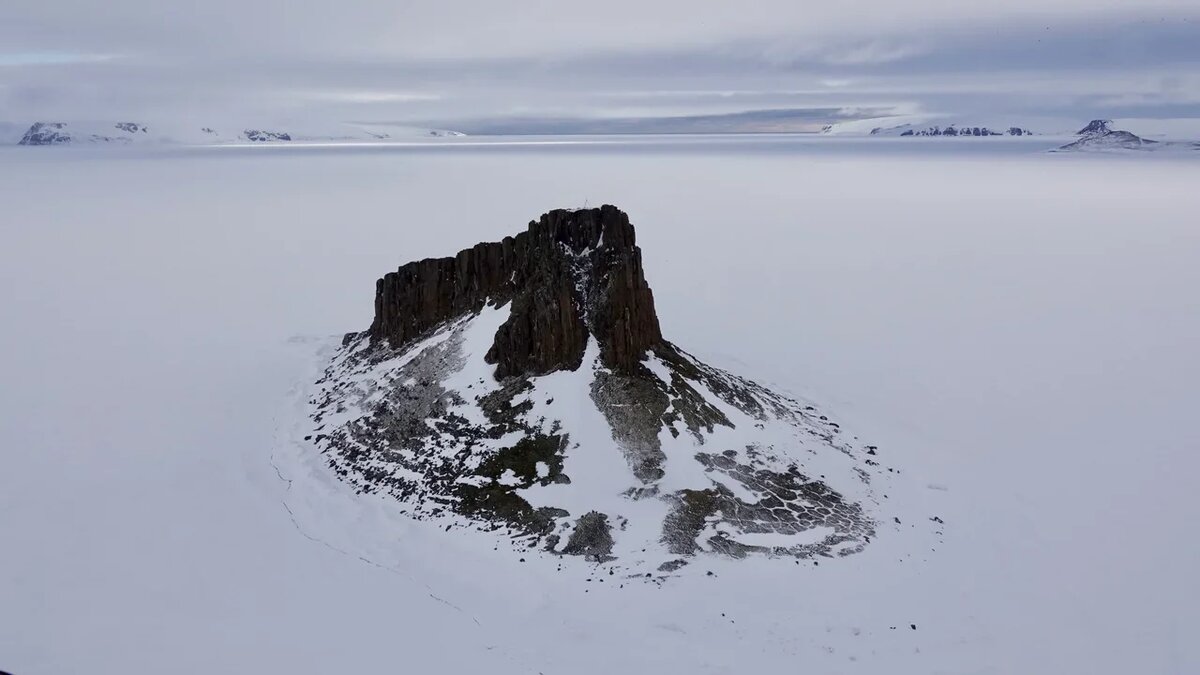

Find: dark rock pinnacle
<box><xmin>369</xmin><ymin>205</ymin><xmax>663</xmax><ymax>377</ymax></box>
<box><xmin>1077</xmin><ymin>119</ymin><xmax>1114</xmax><ymax>136</ymax></box>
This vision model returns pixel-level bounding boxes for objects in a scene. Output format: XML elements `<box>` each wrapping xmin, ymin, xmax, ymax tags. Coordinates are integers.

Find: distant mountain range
<box><xmin>10</xmin><ymin>121</ymin><xmax>465</xmax><ymax>146</ymax></box>
<box><xmin>822</xmin><ymin>116</ymin><xmax>1200</xmax><ymax>142</ymax></box>
<box><xmin>878</xmin><ymin>125</ymin><xmax>1033</xmax><ymax>137</ymax></box>
<box><xmin>821</xmin><ymin>117</ymin><xmax>1041</xmax><ymax>137</ymax></box>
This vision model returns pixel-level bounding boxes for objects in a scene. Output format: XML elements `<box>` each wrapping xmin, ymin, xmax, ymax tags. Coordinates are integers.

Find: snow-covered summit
<box><xmin>305</xmin><ymin>206</ymin><xmax>918</xmax><ymax>576</ymax></box>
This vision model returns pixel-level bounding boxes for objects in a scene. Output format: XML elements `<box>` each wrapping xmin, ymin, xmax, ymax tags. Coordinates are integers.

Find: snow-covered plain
<box><xmin>1</xmin><ymin>137</ymin><xmax>1198</xmax><ymax>674</ymax></box>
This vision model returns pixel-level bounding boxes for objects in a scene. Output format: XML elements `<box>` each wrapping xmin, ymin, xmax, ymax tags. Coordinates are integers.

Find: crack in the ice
<box><xmin>268</xmin><ymin>434</ymin><xmax>481</xmax><ymax>626</ymax></box>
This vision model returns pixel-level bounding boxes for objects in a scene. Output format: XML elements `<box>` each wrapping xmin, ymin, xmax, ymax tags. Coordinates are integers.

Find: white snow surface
<box><xmin>1</xmin><ymin>137</ymin><xmax>1198</xmax><ymax>674</ymax></box>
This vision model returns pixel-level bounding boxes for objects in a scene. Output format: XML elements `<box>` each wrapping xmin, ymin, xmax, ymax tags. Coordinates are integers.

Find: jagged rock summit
<box><xmin>308</xmin><ymin>206</ymin><xmax>898</xmax><ymax>572</ymax></box>
<box><xmin>1077</xmin><ymin>119</ymin><xmax>1114</xmax><ymax>136</ymax></box>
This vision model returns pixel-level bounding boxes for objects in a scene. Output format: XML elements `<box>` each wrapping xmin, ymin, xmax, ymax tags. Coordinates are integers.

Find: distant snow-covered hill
<box><xmin>1056</xmin><ymin>127</ymin><xmax>1195</xmax><ymax>151</ymax></box>
<box><xmin>12</xmin><ymin>120</ymin><xmax>465</xmax><ymax>146</ymax></box>
<box><xmin>1056</xmin><ymin>130</ymin><xmax>1158</xmax><ymax>152</ymax></box>
<box><xmin>1053</xmin><ymin>122</ymin><xmax>1200</xmax><ymax>153</ymax></box>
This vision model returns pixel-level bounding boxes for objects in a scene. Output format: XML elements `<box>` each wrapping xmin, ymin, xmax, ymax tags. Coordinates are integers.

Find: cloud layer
<box><xmin>3</xmin><ymin>1</ymin><xmax>1199</xmax><ymax>127</ymax></box>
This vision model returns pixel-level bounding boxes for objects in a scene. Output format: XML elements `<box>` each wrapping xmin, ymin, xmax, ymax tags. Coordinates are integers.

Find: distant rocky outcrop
<box><xmin>19</xmin><ymin>122</ymin><xmax>72</xmax><ymax>145</ymax></box>
<box><xmin>309</xmin><ymin>206</ymin><xmax>902</xmax><ymax>572</ymax></box>
<box><xmin>18</xmin><ymin>121</ymin><xmax>151</xmax><ymax>145</ymax></box>
<box><xmin>1077</xmin><ymin>119</ymin><xmax>1114</xmax><ymax>136</ymax></box>
<box><xmin>242</xmin><ymin>130</ymin><xmax>292</xmax><ymax>142</ymax></box>
<box><xmin>890</xmin><ymin>125</ymin><xmax>1032</xmax><ymax>137</ymax></box>
<box><xmin>114</xmin><ymin>122</ymin><xmax>148</xmax><ymax>134</ymax></box>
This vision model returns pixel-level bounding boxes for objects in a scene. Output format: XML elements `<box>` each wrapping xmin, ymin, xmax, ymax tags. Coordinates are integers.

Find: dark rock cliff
<box><xmin>369</xmin><ymin>205</ymin><xmax>663</xmax><ymax>377</ymax></box>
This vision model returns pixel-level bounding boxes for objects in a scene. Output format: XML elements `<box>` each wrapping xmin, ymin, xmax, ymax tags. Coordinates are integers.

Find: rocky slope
<box><xmin>307</xmin><ymin>206</ymin><xmax>902</xmax><ymax>571</ymax></box>
<box><xmin>1056</xmin><ymin>129</ymin><xmax>1159</xmax><ymax>151</ymax></box>
<box><xmin>1055</xmin><ymin>119</ymin><xmax>1200</xmax><ymax>152</ymax></box>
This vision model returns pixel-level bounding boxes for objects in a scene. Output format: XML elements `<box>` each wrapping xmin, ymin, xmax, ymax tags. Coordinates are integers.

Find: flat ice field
<box><xmin>2</xmin><ymin>136</ymin><xmax>1198</xmax><ymax>674</ymax></box>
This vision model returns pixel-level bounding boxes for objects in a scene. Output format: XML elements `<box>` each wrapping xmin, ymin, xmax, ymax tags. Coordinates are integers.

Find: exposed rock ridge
<box><xmin>369</xmin><ymin>205</ymin><xmax>663</xmax><ymax>376</ymax></box>
<box><xmin>1077</xmin><ymin>119</ymin><xmax>1114</xmax><ymax>136</ymax></box>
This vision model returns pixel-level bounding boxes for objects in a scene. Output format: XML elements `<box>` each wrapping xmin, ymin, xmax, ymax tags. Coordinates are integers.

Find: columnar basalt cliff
<box><xmin>369</xmin><ymin>205</ymin><xmax>663</xmax><ymax>377</ymax></box>
<box><xmin>308</xmin><ymin>206</ymin><xmax>909</xmax><ymax>574</ymax></box>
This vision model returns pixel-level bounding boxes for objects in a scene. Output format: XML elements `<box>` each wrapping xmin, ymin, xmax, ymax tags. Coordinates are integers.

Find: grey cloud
<box><xmin>2</xmin><ymin>3</ymin><xmax>1198</xmax><ymax>127</ymax></box>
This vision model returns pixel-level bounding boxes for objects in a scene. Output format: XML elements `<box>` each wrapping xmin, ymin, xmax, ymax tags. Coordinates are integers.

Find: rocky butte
<box><xmin>308</xmin><ymin>206</ymin><xmax>901</xmax><ymax>572</ymax></box>
<box><xmin>370</xmin><ymin>205</ymin><xmax>661</xmax><ymax>378</ymax></box>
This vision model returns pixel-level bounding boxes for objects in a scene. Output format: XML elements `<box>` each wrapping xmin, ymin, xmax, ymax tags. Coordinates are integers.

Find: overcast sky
<box><xmin>3</xmin><ymin>1</ymin><xmax>1200</xmax><ymax>129</ymax></box>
